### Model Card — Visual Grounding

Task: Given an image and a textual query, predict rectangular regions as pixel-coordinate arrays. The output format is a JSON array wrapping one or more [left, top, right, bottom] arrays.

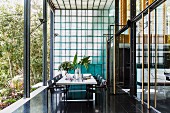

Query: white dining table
[[56, 74, 97, 102], [56, 74, 97, 85]]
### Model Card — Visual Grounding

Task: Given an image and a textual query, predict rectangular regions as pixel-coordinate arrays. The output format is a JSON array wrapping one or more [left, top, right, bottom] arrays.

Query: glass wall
[[136, 1, 170, 112], [0, 0, 24, 110], [0, 0, 50, 110], [108, 0, 170, 112], [54, 10, 111, 78], [154, 1, 170, 112]]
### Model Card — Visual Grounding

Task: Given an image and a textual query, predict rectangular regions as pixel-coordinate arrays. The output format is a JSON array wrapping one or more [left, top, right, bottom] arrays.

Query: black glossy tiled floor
[[13, 88, 160, 113], [49, 89, 159, 113]]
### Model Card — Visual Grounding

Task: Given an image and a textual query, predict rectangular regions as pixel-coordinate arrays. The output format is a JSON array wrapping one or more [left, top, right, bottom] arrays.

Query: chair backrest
[[47, 80, 55, 92], [94, 73, 98, 78], [99, 76, 103, 82], [96, 75, 101, 81], [59, 74, 62, 79], [53, 76, 59, 82], [48, 80, 53, 86], [100, 79, 107, 87]]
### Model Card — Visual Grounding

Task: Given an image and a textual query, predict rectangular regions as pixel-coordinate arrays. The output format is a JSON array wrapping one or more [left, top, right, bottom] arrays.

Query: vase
[[74, 68, 81, 80], [62, 70, 67, 76]]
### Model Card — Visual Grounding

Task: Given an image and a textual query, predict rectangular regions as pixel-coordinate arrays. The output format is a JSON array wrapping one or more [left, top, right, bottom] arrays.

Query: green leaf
[[72, 52, 78, 68], [78, 56, 91, 70]]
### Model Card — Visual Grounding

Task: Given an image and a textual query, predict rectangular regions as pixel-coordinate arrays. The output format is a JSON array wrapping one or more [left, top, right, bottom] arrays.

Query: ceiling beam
[[104, 0, 108, 9], [62, 0, 66, 9], [56, 0, 60, 9], [92, 0, 95, 9], [75, 0, 77, 9], [98, 0, 102, 9], [87, 0, 89, 9], [69, 0, 72, 9], [109, 0, 114, 9], [47, 0, 56, 11], [81, 0, 82, 9]]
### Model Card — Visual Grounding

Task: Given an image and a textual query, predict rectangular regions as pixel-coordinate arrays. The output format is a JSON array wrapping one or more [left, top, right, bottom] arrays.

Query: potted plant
[[71, 52, 90, 79], [58, 61, 74, 75], [72, 52, 91, 70], [78, 56, 91, 70], [58, 53, 91, 76]]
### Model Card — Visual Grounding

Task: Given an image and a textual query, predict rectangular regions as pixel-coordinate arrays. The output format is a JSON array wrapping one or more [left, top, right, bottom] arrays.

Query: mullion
[[81, 10, 82, 60], [59, 10, 62, 63], [76, 10, 78, 54], [102, 10, 104, 76], [85, 10, 87, 55], [69, 10, 71, 61], [87, 10, 89, 56], [92, 10, 94, 64], [65, 10, 66, 61], [97, 10, 99, 64]]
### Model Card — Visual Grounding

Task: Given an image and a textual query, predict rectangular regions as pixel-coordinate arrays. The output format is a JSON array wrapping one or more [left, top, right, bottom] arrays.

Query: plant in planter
[[58, 53, 91, 76], [72, 52, 91, 70], [78, 56, 91, 70], [58, 61, 74, 75]]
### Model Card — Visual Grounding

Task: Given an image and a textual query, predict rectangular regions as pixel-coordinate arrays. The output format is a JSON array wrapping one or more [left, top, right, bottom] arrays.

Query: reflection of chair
[[164, 72, 170, 81], [163, 72, 170, 97]]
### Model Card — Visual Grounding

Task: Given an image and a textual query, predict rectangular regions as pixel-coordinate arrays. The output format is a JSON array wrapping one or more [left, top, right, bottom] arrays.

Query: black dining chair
[[87, 78, 107, 111], [48, 79, 68, 103], [86, 77, 107, 98], [86, 74, 107, 102]]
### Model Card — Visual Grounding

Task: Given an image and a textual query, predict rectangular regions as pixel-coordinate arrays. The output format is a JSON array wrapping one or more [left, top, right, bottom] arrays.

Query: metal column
[[114, 0, 119, 94], [43, 0, 47, 86], [142, 13, 144, 105], [154, 8, 157, 108], [130, 0, 136, 96], [147, 9, 151, 109], [24, 0, 31, 98], [106, 35, 109, 83], [113, 26, 116, 94], [50, 10, 54, 80]]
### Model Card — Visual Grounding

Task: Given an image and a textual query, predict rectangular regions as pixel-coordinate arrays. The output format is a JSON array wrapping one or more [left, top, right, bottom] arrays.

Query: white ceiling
[[51, 0, 115, 10]]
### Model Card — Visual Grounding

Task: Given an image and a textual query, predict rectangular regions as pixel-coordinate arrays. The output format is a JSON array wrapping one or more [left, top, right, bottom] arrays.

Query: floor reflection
[[13, 88, 161, 113]]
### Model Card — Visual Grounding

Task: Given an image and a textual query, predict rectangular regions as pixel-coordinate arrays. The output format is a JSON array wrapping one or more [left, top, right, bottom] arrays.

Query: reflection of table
[[164, 72, 170, 81], [56, 74, 97, 85]]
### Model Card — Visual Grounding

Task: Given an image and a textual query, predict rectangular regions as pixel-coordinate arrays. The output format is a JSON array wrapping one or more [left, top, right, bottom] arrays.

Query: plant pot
[[62, 70, 68, 76], [74, 68, 81, 80]]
